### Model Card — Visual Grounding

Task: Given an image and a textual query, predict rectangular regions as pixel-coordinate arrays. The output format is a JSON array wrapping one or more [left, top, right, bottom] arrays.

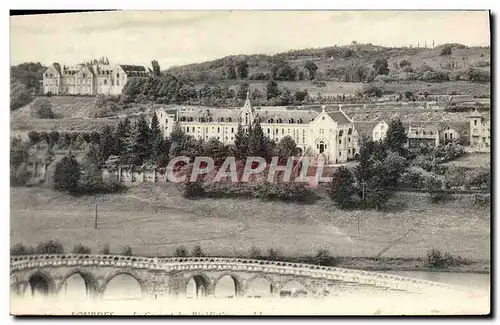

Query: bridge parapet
[[10, 254, 465, 295]]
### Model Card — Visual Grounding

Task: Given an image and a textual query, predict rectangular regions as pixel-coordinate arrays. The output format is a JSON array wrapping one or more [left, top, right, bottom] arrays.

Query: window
[[217, 127, 220, 133], [198, 127, 200, 133], [117, 80, 120, 86], [104, 79, 107, 85], [348, 149, 351, 155], [282, 129, 284, 135], [450, 133, 453, 139], [339, 139, 342, 144], [267, 128, 270, 134], [348, 137, 351, 142], [339, 151, 341, 157], [415, 131, 419, 135], [474, 120, 477, 126], [231, 127, 234, 133], [117, 73, 120, 78]]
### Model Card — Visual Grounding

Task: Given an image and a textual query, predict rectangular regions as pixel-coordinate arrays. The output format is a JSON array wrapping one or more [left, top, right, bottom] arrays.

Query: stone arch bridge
[[11, 254, 464, 300]]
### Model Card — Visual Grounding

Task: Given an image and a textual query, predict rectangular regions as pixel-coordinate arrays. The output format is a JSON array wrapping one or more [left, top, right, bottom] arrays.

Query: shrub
[[32, 98, 55, 119], [179, 181, 205, 198], [175, 246, 188, 257], [267, 248, 280, 261], [473, 194, 490, 207], [12, 163, 29, 186], [36, 239, 65, 254], [328, 166, 356, 208], [191, 244, 205, 257], [53, 155, 81, 193], [315, 249, 336, 266], [120, 245, 133, 256], [249, 246, 262, 259], [252, 181, 315, 203], [10, 243, 35, 256], [100, 244, 111, 255], [425, 248, 471, 268], [424, 175, 450, 202], [72, 244, 92, 254]]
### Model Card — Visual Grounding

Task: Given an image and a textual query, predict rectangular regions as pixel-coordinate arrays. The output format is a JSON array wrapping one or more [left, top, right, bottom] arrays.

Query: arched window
[[289, 118, 295, 123], [339, 139, 342, 144], [227, 117, 232, 122], [268, 118, 274, 123]]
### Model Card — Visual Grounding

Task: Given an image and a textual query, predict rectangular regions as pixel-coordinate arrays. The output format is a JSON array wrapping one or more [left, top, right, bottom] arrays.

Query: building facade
[[42, 63, 148, 96], [155, 93, 359, 164], [469, 110, 491, 152]]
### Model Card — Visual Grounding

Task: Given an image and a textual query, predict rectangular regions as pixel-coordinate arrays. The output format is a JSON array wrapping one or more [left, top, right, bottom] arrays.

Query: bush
[[54, 155, 81, 193], [175, 246, 188, 257], [179, 181, 205, 198], [425, 248, 471, 268], [424, 175, 450, 202], [473, 194, 490, 207], [121, 245, 133, 256], [315, 249, 336, 266], [12, 163, 29, 186], [72, 244, 92, 254], [267, 248, 280, 261], [100, 244, 111, 255], [249, 246, 262, 259], [191, 244, 205, 257], [36, 239, 65, 254], [11, 243, 35, 256], [252, 182, 315, 203], [32, 98, 55, 119]]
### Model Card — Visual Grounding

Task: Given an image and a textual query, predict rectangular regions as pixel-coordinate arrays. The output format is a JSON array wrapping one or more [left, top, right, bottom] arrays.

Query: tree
[[266, 80, 280, 100], [32, 98, 55, 119], [440, 46, 452, 56], [28, 131, 40, 145], [237, 83, 250, 100], [174, 246, 188, 257], [225, 64, 237, 80], [248, 120, 267, 157], [78, 145, 104, 193], [233, 124, 249, 159], [121, 245, 133, 256], [150, 112, 164, 161], [113, 118, 131, 157], [127, 116, 152, 165], [73, 244, 92, 254], [10, 81, 33, 111], [373, 58, 390, 75], [328, 166, 356, 208], [191, 244, 205, 257], [151, 59, 161, 77], [236, 60, 249, 79], [54, 155, 81, 193], [384, 119, 408, 157], [276, 136, 297, 163], [36, 240, 65, 254], [304, 60, 318, 80], [99, 125, 115, 165]]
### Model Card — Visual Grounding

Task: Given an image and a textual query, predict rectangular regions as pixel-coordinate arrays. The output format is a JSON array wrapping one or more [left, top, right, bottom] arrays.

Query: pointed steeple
[[242, 89, 253, 112]]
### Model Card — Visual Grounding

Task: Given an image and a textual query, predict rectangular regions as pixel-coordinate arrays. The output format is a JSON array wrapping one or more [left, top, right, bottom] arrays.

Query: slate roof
[[327, 111, 352, 125]]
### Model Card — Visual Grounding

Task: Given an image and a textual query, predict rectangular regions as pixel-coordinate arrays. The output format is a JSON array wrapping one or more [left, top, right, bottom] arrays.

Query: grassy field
[[10, 185, 490, 262], [442, 153, 491, 168]]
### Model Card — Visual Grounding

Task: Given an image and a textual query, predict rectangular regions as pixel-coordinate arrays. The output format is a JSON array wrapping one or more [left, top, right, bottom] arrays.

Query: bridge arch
[[185, 272, 211, 298], [246, 274, 277, 297], [213, 272, 244, 298], [27, 270, 56, 297], [276, 278, 314, 297], [101, 270, 146, 299], [56, 269, 99, 299]]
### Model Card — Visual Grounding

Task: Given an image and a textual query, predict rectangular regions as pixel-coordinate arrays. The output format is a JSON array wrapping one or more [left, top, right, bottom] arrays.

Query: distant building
[[42, 62, 149, 96], [407, 125, 440, 148], [469, 110, 490, 152], [155, 93, 360, 164]]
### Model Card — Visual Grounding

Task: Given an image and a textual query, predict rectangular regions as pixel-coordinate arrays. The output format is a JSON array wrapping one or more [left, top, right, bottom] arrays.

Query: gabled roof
[[119, 65, 147, 76], [353, 121, 379, 137], [327, 110, 352, 125]]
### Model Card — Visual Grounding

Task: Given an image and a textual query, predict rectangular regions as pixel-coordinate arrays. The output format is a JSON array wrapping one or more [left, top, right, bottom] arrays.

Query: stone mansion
[[155, 92, 491, 164], [43, 62, 148, 96], [156, 92, 360, 164]]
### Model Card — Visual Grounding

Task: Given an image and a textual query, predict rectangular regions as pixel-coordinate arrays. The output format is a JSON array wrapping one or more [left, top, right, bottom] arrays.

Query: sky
[[10, 10, 491, 68]]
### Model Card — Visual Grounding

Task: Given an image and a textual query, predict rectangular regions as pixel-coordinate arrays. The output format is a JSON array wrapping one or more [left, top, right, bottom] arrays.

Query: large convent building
[[43, 62, 148, 95], [156, 92, 360, 164]]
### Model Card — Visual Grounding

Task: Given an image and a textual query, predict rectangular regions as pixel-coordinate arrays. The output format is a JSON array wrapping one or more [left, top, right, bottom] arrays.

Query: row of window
[[178, 116, 313, 124]]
